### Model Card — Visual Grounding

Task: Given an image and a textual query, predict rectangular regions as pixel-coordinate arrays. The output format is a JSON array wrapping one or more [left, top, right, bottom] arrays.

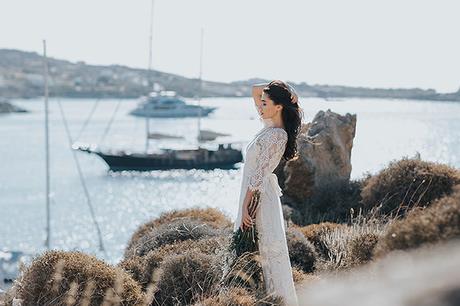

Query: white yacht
[[129, 90, 217, 118]]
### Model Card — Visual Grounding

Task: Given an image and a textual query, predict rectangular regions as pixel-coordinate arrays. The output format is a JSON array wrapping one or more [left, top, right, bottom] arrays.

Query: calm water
[[1, 97, 459, 264]]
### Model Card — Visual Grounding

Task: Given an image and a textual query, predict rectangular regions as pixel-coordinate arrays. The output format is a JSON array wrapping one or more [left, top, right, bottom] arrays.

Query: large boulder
[[281, 109, 357, 204]]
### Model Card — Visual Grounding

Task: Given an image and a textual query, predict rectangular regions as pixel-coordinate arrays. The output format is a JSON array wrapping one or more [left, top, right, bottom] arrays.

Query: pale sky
[[1, 0, 459, 93]]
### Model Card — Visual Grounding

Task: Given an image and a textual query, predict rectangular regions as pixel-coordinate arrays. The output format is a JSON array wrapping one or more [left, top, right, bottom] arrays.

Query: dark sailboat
[[73, 7, 243, 171], [73, 142, 242, 171]]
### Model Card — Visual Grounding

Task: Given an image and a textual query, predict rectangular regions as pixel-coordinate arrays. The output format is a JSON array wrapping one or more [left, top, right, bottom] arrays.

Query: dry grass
[[297, 238, 460, 306], [125, 207, 232, 256], [313, 209, 388, 273], [299, 222, 348, 258], [149, 249, 224, 306], [361, 157, 460, 218], [373, 184, 460, 258], [291, 266, 306, 284], [14, 250, 146, 306], [119, 236, 228, 290], [0, 284, 17, 306], [6, 162, 460, 305], [125, 217, 221, 259], [222, 251, 265, 293], [192, 287, 257, 306], [286, 226, 318, 273]]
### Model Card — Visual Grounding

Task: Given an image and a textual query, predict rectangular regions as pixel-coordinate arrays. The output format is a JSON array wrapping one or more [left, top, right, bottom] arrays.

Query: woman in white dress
[[233, 80, 303, 306]]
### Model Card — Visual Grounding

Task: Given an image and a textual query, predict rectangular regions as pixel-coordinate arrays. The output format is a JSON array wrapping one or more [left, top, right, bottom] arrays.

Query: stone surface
[[281, 109, 357, 203]]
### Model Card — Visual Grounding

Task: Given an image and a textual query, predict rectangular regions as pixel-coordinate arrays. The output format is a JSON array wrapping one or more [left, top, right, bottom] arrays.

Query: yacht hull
[[75, 144, 243, 171], [129, 107, 216, 118]]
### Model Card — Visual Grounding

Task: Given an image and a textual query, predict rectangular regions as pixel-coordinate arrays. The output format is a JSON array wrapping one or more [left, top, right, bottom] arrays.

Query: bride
[[233, 80, 303, 306]]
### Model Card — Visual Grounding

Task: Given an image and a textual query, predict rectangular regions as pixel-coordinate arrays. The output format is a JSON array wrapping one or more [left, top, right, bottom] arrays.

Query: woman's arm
[[240, 187, 256, 230], [252, 83, 269, 111]]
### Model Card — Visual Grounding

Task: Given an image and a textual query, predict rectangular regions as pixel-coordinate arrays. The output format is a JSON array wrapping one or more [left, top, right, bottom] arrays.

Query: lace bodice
[[245, 123, 288, 194]]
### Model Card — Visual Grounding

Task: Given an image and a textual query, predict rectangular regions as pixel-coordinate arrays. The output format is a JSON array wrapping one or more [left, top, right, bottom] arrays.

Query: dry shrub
[[374, 184, 460, 258], [125, 217, 220, 258], [126, 207, 232, 255], [361, 157, 460, 218], [15, 250, 145, 306], [314, 213, 386, 273], [193, 287, 256, 306], [119, 236, 228, 290], [290, 179, 364, 225], [291, 266, 307, 283], [299, 222, 347, 258], [223, 252, 264, 293], [221, 252, 285, 305], [346, 232, 380, 265], [253, 293, 284, 306], [150, 249, 223, 306], [286, 227, 318, 273], [0, 285, 16, 306], [297, 272, 321, 285]]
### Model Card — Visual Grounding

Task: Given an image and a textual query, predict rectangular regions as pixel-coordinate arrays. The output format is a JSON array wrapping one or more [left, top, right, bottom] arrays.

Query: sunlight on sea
[[1, 96, 459, 263]]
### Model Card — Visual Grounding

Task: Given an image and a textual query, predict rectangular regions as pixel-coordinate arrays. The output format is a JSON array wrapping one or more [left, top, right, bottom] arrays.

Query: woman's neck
[[262, 117, 284, 129]]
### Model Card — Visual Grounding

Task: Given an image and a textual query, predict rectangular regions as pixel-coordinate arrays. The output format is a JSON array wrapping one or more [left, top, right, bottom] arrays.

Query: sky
[[1, 0, 459, 93]]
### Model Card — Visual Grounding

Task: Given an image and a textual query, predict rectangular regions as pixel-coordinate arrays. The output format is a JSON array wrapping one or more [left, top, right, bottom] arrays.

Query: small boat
[[73, 142, 242, 171], [0, 98, 28, 114], [73, 10, 242, 172], [148, 132, 184, 140], [129, 91, 217, 118], [198, 129, 231, 141]]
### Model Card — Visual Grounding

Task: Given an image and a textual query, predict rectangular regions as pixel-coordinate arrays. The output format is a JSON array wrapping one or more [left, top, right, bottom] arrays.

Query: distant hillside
[[1, 49, 459, 101]]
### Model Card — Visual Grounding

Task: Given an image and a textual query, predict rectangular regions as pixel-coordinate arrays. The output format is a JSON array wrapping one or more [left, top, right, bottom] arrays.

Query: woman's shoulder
[[269, 127, 288, 139], [258, 127, 287, 144]]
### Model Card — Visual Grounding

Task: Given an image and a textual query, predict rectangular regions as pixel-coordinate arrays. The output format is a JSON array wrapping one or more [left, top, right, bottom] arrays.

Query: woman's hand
[[240, 205, 254, 231], [252, 83, 269, 111]]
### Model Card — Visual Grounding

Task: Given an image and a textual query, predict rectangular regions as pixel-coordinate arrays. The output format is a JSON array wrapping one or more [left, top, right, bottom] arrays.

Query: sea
[[1, 96, 459, 265]]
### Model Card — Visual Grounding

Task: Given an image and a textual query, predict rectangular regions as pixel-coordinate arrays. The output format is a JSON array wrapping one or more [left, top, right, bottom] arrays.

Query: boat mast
[[43, 40, 51, 249], [145, 0, 155, 152], [197, 28, 204, 144]]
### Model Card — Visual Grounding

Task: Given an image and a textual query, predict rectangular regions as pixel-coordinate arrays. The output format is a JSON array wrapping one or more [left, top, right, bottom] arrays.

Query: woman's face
[[259, 92, 282, 119]]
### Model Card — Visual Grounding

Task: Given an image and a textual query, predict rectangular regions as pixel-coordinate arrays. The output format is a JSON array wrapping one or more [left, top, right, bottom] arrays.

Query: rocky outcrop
[[279, 109, 357, 203]]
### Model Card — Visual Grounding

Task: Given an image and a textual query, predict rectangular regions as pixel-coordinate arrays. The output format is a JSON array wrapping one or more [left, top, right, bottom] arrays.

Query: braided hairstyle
[[262, 80, 303, 160]]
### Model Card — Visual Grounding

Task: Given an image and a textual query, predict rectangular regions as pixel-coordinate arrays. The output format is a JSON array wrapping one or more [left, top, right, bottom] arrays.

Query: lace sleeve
[[247, 128, 288, 193]]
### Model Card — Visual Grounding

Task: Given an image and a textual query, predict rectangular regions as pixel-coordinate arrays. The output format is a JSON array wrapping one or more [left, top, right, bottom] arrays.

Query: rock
[[282, 109, 357, 203]]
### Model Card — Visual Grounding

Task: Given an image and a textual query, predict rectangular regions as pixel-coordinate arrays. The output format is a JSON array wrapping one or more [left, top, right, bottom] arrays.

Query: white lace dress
[[233, 118, 299, 306]]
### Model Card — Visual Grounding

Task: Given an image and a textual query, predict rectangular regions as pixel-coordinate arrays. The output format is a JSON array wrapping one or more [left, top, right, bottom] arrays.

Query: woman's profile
[[233, 80, 303, 306]]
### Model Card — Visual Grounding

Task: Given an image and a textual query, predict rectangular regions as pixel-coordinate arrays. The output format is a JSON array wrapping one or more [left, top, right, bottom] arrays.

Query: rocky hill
[[1, 49, 459, 101]]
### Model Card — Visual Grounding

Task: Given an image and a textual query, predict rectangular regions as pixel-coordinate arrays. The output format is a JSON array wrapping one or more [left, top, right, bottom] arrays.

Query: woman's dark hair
[[263, 80, 303, 160]]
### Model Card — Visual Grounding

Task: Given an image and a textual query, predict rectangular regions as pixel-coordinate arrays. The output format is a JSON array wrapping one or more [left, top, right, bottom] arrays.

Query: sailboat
[[73, 2, 242, 171]]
